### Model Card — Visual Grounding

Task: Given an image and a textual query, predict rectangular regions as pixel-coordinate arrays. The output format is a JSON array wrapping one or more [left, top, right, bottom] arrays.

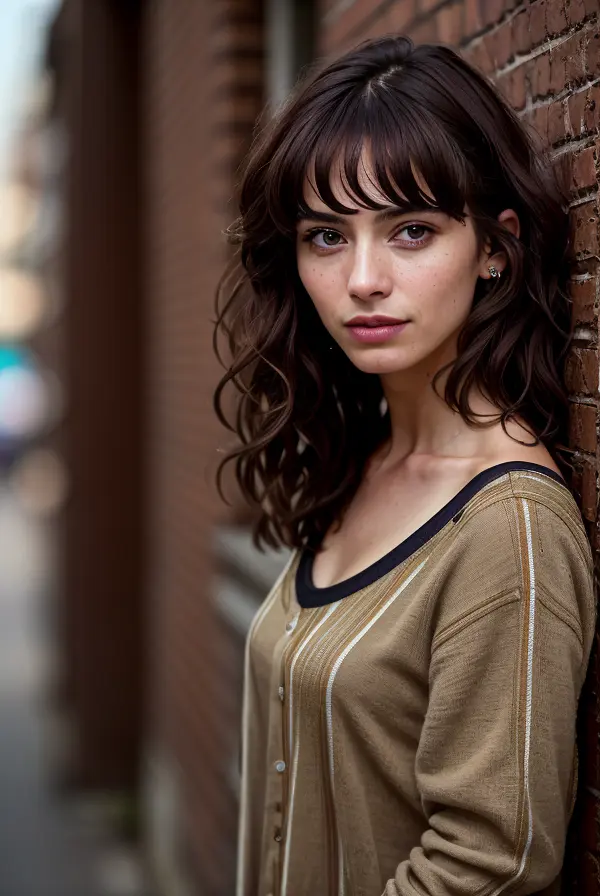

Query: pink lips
[[345, 316, 409, 344]]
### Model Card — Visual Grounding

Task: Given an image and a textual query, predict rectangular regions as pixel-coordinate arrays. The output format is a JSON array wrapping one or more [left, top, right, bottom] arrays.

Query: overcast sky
[[0, 0, 58, 181]]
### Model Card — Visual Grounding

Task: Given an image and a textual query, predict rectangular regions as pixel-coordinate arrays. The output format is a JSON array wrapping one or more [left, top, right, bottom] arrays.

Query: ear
[[479, 209, 520, 279]]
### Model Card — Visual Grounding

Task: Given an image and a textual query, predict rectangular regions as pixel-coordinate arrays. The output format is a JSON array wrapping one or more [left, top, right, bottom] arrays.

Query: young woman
[[213, 35, 596, 896]]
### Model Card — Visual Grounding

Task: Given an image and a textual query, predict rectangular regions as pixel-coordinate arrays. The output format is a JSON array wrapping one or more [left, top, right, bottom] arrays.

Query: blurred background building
[[1, 0, 599, 894]]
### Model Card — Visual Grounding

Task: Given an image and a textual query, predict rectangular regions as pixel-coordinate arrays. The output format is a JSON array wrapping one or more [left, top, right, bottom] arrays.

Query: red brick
[[529, 104, 550, 145], [565, 348, 599, 394], [585, 30, 600, 79], [512, 9, 532, 55], [546, 0, 569, 34], [437, 4, 464, 46], [572, 147, 597, 191], [532, 51, 551, 98], [509, 64, 527, 110], [585, 85, 600, 133], [497, 65, 527, 111], [497, 19, 516, 66], [570, 279, 596, 324], [569, 402, 597, 454], [562, 33, 586, 84], [529, 0, 548, 45], [346, 6, 396, 44], [570, 459, 597, 522], [386, 0, 419, 32], [565, 0, 587, 25], [464, 0, 483, 34], [549, 46, 566, 93], [466, 39, 495, 76], [409, 17, 439, 44], [478, 0, 506, 29], [565, 84, 600, 137], [483, 24, 512, 71], [567, 88, 590, 136], [548, 99, 566, 144], [581, 458, 598, 520], [571, 203, 600, 257], [560, 149, 574, 185]]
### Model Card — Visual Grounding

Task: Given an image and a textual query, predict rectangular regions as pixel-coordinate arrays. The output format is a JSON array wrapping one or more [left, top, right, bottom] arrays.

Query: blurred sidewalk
[[0, 481, 151, 896]]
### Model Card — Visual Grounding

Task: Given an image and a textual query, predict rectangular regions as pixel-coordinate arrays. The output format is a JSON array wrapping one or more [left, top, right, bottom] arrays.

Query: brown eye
[[405, 225, 427, 240], [394, 224, 434, 246], [301, 228, 345, 249], [313, 229, 342, 248]]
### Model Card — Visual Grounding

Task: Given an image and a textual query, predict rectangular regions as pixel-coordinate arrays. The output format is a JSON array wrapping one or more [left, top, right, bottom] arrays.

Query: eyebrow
[[296, 204, 441, 225]]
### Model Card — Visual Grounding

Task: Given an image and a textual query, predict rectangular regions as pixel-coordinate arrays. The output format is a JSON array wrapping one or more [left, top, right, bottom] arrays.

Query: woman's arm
[[384, 499, 595, 896]]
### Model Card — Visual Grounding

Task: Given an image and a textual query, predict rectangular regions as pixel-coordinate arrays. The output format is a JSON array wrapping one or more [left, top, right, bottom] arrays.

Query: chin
[[344, 348, 416, 376]]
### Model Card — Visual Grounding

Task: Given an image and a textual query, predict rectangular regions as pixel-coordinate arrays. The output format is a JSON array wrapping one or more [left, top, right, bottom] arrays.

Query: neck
[[377, 346, 503, 466]]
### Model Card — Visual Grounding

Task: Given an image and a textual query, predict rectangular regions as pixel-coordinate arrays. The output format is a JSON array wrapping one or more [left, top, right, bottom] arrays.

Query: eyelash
[[300, 223, 435, 251]]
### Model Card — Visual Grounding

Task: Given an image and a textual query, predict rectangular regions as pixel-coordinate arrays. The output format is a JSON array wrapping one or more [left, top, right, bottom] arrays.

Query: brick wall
[[320, 1, 600, 892], [143, 1, 264, 893]]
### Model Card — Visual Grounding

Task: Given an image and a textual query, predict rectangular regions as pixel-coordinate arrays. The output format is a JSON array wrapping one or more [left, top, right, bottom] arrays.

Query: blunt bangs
[[267, 75, 483, 235]]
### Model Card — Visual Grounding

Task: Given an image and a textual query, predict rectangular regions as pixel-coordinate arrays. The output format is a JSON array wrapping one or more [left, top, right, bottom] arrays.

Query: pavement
[[0, 483, 152, 896]]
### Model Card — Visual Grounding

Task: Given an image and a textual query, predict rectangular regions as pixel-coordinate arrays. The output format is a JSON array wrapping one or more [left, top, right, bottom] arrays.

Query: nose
[[346, 241, 393, 302]]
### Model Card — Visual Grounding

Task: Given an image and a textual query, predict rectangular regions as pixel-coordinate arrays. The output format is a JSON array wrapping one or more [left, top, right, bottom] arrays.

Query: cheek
[[405, 244, 479, 322], [296, 255, 338, 319]]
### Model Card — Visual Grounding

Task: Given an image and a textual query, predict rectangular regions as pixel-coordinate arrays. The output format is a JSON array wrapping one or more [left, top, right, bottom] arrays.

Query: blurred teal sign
[[0, 344, 47, 440]]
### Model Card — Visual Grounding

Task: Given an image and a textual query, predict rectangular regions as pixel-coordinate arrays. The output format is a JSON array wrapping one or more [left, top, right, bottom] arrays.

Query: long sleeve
[[384, 496, 595, 896]]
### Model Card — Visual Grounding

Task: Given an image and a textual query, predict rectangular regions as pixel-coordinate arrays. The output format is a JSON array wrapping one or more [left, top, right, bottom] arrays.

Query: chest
[[311, 467, 474, 589], [252, 580, 432, 748]]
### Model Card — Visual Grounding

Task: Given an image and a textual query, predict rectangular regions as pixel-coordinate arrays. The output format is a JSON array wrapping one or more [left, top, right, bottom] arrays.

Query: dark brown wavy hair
[[213, 34, 574, 551]]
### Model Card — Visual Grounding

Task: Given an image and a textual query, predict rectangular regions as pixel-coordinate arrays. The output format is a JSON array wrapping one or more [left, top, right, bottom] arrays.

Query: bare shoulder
[[475, 416, 564, 479]]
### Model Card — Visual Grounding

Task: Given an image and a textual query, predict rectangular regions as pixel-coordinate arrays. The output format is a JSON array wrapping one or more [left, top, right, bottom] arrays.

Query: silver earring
[[488, 265, 501, 279]]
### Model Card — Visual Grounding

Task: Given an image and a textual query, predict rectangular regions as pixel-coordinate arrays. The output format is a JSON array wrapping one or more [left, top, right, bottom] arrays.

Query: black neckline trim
[[295, 462, 567, 608]]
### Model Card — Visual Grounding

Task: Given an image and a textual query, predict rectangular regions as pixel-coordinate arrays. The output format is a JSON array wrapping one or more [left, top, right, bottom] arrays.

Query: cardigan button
[[274, 760, 286, 773], [278, 686, 285, 702], [285, 613, 299, 634]]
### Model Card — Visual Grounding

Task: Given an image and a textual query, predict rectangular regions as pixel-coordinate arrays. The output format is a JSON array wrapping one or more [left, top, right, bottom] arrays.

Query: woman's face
[[295, 153, 516, 379]]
